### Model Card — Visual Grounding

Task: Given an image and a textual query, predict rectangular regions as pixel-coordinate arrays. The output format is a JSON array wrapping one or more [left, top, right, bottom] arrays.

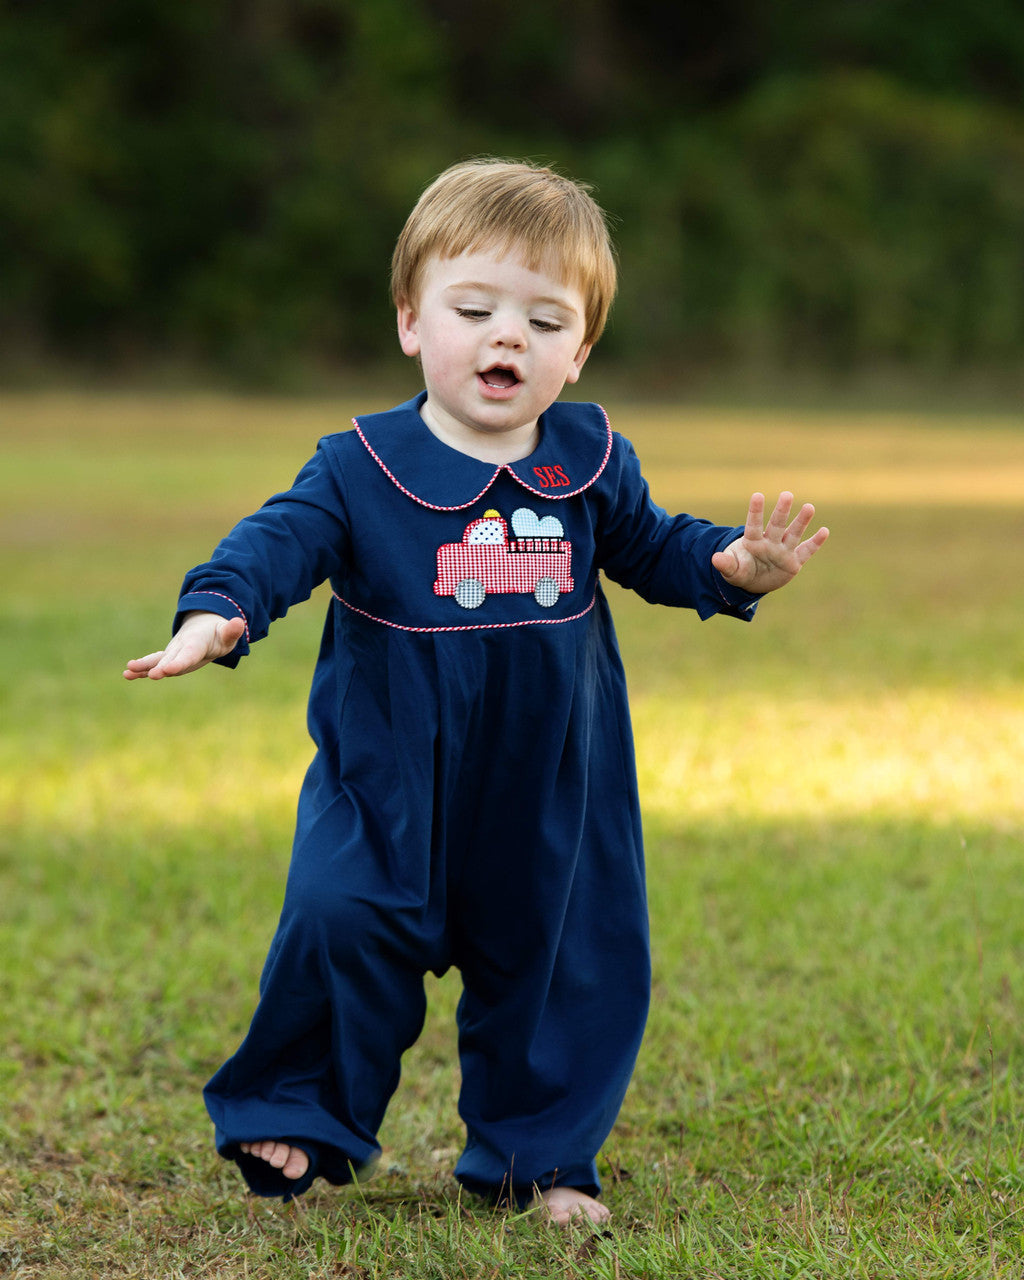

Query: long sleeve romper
[[184, 395, 759, 1203]]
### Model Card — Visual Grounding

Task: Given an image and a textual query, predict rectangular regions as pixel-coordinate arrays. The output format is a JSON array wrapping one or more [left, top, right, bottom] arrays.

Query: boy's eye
[[453, 306, 564, 333]]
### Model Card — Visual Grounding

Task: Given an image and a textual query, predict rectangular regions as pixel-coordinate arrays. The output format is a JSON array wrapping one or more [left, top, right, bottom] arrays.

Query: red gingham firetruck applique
[[434, 508, 573, 609]]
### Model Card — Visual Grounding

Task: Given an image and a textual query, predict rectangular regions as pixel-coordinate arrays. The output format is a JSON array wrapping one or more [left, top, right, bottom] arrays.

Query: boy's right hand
[[123, 611, 246, 681]]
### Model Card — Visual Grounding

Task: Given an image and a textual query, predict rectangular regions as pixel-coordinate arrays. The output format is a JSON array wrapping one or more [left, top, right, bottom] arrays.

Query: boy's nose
[[491, 315, 527, 349]]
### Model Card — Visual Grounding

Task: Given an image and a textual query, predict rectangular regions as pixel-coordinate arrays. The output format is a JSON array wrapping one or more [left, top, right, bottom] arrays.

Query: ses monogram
[[532, 465, 570, 489]]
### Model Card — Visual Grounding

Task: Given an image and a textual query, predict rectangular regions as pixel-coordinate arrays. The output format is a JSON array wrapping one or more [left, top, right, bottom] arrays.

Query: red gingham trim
[[332, 590, 597, 633], [187, 591, 251, 642], [353, 404, 614, 507], [355, 423, 502, 511]]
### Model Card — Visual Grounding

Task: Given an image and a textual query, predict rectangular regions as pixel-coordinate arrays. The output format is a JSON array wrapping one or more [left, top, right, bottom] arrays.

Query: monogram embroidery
[[532, 465, 571, 488]]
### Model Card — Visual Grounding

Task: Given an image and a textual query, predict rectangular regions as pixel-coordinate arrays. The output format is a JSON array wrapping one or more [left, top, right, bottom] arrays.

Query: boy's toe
[[282, 1146, 311, 1179], [237, 1139, 311, 1181], [266, 1142, 292, 1168]]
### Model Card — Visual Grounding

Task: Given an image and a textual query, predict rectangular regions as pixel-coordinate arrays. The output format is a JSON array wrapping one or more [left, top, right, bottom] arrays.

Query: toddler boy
[[125, 159, 827, 1224]]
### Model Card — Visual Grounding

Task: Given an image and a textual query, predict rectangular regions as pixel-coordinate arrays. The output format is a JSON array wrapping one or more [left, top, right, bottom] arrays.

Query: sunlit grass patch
[[633, 686, 1024, 825]]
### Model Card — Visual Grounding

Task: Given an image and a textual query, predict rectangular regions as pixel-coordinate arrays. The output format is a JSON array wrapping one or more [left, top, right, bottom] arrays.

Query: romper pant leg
[[446, 641, 651, 1206], [451, 825, 650, 1204], [204, 795, 444, 1199]]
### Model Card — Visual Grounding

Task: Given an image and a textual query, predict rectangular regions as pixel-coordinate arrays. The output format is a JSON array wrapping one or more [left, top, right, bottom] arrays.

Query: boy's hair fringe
[[391, 158, 617, 347]]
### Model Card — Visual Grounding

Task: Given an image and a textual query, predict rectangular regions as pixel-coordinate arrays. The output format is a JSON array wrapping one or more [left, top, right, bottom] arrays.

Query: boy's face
[[397, 246, 591, 457]]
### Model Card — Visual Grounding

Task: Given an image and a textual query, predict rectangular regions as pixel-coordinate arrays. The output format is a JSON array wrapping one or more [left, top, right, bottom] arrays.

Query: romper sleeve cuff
[[711, 570, 761, 618], [173, 591, 251, 668], [708, 526, 761, 620]]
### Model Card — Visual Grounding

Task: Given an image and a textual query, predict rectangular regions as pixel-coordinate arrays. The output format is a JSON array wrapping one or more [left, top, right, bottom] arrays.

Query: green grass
[[2, 391, 1023, 1277]]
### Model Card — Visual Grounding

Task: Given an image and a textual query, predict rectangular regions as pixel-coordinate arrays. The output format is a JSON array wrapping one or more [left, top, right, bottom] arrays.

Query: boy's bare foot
[[238, 1140, 310, 1180], [536, 1185, 611, 1226]]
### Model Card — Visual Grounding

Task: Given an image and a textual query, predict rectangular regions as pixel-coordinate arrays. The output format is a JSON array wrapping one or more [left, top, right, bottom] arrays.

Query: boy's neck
[[417, 399, 541, 465]]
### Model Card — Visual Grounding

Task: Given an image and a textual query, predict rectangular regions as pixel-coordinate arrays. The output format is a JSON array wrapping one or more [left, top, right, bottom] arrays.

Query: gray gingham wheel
[[455, 578, 486, 609], [534, 577, 559, 607]]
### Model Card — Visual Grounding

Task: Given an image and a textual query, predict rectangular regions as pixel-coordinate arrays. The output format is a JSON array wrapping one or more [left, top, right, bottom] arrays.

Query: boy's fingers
[[123, 614, 244, 683], [744, 492, 766, 540], [795, 526, 830, 563], [782, 501, 816, 544], [765, 491, 795, 537], [123, 652, 166, 680], [131, 638, 199, 679], [126, 652, 165, 668]]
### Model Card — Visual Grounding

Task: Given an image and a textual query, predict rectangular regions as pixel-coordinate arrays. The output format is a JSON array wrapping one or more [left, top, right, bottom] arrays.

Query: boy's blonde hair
[[391, 158, 617, 347]]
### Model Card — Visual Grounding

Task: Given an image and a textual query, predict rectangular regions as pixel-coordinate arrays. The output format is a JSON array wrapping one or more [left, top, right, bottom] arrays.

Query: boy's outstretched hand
[[123, 611, 245, 681], [711, 492, 829, 595]]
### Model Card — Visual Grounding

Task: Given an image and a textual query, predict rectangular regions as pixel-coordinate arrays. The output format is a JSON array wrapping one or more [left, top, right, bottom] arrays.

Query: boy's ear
[[565, 341, 592, 385], [397, 305, 420, 358]]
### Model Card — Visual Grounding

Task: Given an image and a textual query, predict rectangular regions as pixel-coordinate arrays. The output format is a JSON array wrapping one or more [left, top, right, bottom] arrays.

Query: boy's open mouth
[[480, 366, 521, 389]]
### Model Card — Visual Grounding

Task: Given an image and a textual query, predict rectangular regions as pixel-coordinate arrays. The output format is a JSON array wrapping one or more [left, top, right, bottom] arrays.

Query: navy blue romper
[[183, 395, 758, 1203]]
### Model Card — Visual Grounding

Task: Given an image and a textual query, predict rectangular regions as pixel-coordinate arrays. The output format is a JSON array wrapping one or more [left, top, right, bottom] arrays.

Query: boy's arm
[[711, 491, 829, 594], [123, 437, 351, 679], [123, 611, 247, 681], [176, 441, 350, 667], [596, 438, 826, 617]]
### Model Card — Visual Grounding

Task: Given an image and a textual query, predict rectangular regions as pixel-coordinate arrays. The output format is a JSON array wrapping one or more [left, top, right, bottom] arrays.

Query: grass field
[[2, 390, 1023, 1278]]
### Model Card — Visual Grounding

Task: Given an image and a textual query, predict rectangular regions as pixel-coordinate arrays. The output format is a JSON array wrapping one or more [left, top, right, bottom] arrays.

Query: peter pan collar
[[353, 392, 612, 511]]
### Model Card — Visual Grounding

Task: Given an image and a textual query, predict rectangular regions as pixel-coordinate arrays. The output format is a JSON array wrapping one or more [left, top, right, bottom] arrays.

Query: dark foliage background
[[3, 0, 1023, 384]]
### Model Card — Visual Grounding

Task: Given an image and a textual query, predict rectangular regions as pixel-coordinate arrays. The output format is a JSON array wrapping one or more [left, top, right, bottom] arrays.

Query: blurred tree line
[[2, 0, 1023, 384]]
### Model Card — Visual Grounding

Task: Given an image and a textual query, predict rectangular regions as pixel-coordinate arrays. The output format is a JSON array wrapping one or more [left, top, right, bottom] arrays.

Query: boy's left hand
[[712, 492, 829, 595]]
